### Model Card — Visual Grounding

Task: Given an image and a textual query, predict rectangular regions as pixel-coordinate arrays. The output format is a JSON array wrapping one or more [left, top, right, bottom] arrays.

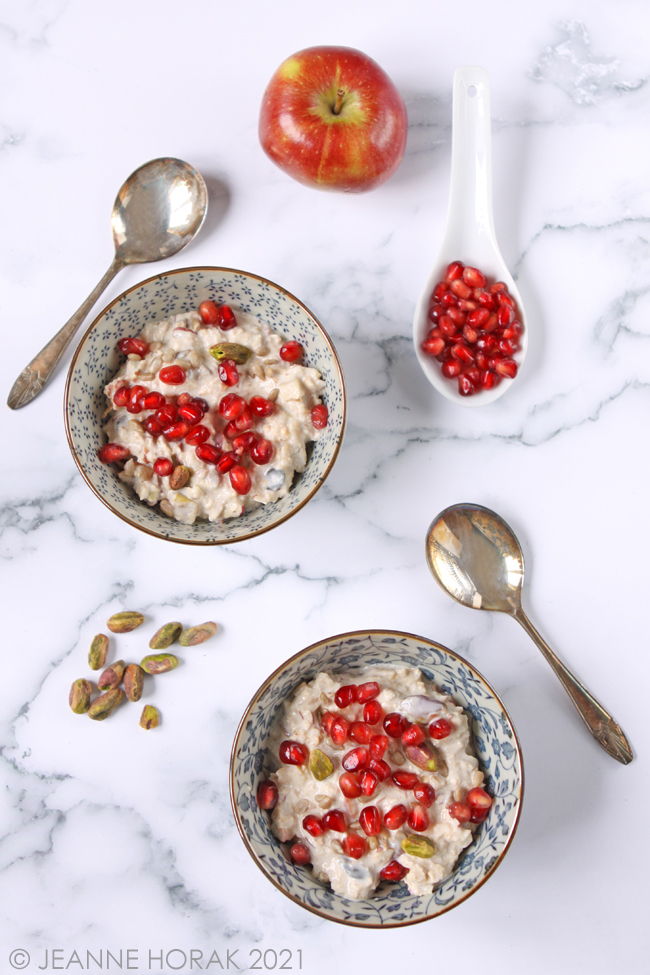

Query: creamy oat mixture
[[102, 308, 326, 523], [268, 667, 486, 900]]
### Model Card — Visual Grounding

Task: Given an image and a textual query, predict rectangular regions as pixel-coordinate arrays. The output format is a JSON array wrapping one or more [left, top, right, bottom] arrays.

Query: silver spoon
[[7, 157, 208, 410], [426, 503, 633, 765]]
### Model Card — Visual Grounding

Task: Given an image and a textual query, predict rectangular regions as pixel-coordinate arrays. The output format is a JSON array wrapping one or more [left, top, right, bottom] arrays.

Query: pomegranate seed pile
[[421, 261, 523, 396], [263, 670, 492, 898]]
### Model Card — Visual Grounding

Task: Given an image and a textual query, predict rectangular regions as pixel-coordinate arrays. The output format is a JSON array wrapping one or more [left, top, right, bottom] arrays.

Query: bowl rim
[[229, 627, 525, 928], [64, 265, 347, 545]]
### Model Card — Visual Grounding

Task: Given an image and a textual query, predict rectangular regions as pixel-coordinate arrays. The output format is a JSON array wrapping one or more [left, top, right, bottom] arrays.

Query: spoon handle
[[7, 255, 124, 409], [515, 609, 633, 765]]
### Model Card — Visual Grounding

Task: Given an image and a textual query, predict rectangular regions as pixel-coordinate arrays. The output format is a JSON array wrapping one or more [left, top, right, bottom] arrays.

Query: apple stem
[[333, 89, 345, 115]]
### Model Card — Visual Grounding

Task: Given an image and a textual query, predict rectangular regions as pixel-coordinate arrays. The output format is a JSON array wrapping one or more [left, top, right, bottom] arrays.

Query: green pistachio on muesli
[[401, 835, 436, 858], [98, 660, 125, 691], [178, 622, 217, 646], [149, 622, 183, 650], [88, 634, 109, 671], [69, 679, 92, 714], [140, 653, 179, 675], [209, 342, 252, 365], [140, 705, 159, 729], [107, 611, 144, 633], [309, 749, 334, 781], [403, 741, 440, 773], [88, 688, 124, 721], [123, 664, 145, 702]]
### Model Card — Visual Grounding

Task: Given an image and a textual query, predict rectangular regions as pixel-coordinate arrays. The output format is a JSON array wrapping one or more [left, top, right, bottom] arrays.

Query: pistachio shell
[[209, 342, 251, 364], [169, 465, 191, 490], [149, 622, 183, 650], [140, 705, 159, 729], [98, 660, 125, 691], [69, 679, 92, 714], [401, 835, 436, 858], [123, 664, 145, 702], [140, 653, 179, 675], [178, 622, 217, 646], [404, 741, 439, 772], [88, 688, 124, 721], [309, 749, 334, 781], [107, 611, 144, 633], [88, 634, 109, 670]]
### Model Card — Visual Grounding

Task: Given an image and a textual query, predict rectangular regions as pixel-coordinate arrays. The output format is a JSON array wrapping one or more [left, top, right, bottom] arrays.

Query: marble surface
[[0, 1, 648, 972]]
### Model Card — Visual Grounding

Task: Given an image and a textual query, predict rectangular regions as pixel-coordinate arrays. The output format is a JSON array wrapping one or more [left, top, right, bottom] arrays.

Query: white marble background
[[0, 0, 648, 972]]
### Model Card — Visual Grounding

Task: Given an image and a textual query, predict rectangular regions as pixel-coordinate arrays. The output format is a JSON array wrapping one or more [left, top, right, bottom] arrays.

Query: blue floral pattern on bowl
[[65, 267, 346, 544], [230, 630, 523, 928]]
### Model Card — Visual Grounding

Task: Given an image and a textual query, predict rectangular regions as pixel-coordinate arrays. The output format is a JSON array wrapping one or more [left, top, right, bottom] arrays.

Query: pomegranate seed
[[290, 843, 310, 865], [478, 291, 497, 310], [502, 321, 523, 341], [497, 303, 514, 326], [459, 299, 478, 312], [335, 685, 358, 708], [218, 393, 246, 420], [359, 769, 379, 796], [481, 370, 499, 390], [177, 392, 192, 406], [144, 417, 163, 438], [341, 747, 369, 772], [193, 397, 209, 414], [279, 341, 303, 362], [441, 359, 462, 379], [198, 300, 219, 325], [118, 336, 150, 357], [113, 385, 130, 407], [451, 343, 474, 365], [445, 261, 464, 281], [322, 810, 346, 832], [279, 740, 308, 766], [408, 804, 430, 832], [458, 374, 477, 396], [402, 725, 425, 746], [185, 425, 211, 446], [349, 721, 372, 744], [369, 734, 389, 759], [475, 353, 489, 371], [427, 303, 443, 322], [159, 365, 186, 385], [449, 801, 472, 823], [155, 404, 177, 426], [477, 334, 497, 352], [249, 395, 276, 417], [224, 420, 239, 440], [467, 307, 490, 327], [462, 325, 479, 344], [218, 304, 237, 330], [257, 780, 278, 810], [384, 805, 408, 830], [356, 681, 380, 703], [466, 787, 493, 810], [195, 444, 222, 465], [234, 404, 254, 431], [392, 770, 419, 790], [141, 391, 165, 410], [251, 439, 274, 465], [433, 281, 448, 300], [177, 403, 203, 425], [380, 860, 409, 882], [499, 339, 517, 356], [470, 807, 489, 824], [216, 453, 236, 474], [232, 432, 258, 453], [490, 281, 507, 293], [429, 718, 452, 739], [330, 716, 349, 745], [163, 421, 191, 441], [218, 359, 239, 386], [413, 783, 436, 807], [450, 278, 472, 299], [98, 443, 130, 463], [447, 306, 466, 326], [464, 367, 482, 385], [339, 771, 362, 798], [363, 700, 383, 725], [421, 332, 445, 357], [311, 404, 328, 429], [302, 814, 325, 837], [439, 315, 457, 338], [483, 313, 499, 333], [369, 758, 391, 781], [440, 290, 457, 307], [359, 806, 382, 836], [321, 711, 335, 735], [153, 458, 174, 477], [383, 712, 408, 739], [462, 266, 486, 288], [127, 385, 147, 414], [229, 465, 251, 495], [341, 833, 367, 859], [495, 358, 518, 379]]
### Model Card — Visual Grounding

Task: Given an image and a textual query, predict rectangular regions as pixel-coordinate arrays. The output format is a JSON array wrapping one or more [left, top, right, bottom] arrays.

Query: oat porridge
[[258, 667, 492, 899], [98, 300, 328, 524]]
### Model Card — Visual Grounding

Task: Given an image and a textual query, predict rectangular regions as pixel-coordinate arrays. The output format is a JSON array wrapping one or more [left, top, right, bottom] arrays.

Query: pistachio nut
[[209, 342, 251, 365], [401, 835, 435, 858], [106, 611, 144, 633], [404, 741, 439, 773], [123, 664, 145, 702], [169, 465, 191, 490], [88, 688, 124, 721], [69, 678, 92, 714], [97, 660, 125, 691], [140, 653, 179, 675], [140, 705, 159, 729], [88, 634, 109, 671], [309, 749, 334, 781], [149, 622, 183, 650], [178, 622, 217, 646]]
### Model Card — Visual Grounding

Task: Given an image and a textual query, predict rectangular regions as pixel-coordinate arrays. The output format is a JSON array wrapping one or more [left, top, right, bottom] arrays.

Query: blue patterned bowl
[[64, 267, 345, 544], [231, 629, 523, 928]]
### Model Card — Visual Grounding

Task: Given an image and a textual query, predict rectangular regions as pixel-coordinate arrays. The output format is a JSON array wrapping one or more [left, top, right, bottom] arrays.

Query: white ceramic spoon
[[413, 66, 528, 406]]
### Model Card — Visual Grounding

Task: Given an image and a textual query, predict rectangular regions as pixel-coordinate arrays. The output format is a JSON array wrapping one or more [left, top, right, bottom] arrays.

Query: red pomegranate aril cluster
[[449, 787, 493, 824], [422, 260, 522, 396], [197, 300, 238, 330]]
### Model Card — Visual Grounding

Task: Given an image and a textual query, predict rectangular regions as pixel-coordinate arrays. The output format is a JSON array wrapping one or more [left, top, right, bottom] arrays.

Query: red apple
[[259, 46, 408, 193]]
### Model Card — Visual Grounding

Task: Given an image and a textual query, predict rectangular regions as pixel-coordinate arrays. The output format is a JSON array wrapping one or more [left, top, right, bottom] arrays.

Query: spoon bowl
[[8, 157, 207, 409], [426, 503, 633, 764], [413, 67, 528, 406]]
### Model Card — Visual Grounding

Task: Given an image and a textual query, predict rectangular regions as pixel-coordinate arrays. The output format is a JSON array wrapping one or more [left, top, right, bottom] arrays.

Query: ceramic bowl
[[230, 629, 524, 928], [65, 267, 346, 544]]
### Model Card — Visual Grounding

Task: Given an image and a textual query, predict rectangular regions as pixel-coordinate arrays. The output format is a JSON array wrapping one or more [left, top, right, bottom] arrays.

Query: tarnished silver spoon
[[426, 503, 633, 764], [7, 157, 208, 409]]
